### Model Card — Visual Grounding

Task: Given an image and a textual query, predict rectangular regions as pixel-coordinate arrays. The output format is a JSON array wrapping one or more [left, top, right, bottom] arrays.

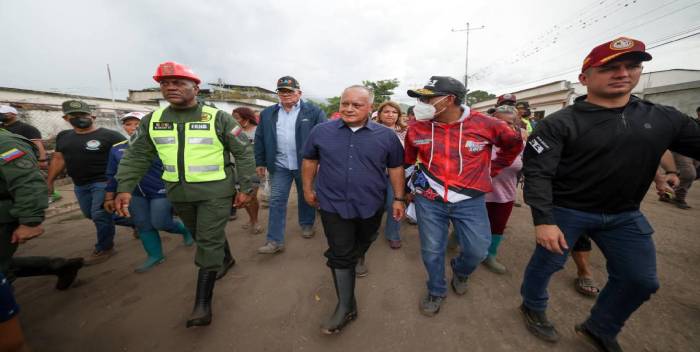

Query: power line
[[474, 0, 644, 75], [487, 29, 700, 93], [473, 0, 699, 85], [473, 0, 696, 80]]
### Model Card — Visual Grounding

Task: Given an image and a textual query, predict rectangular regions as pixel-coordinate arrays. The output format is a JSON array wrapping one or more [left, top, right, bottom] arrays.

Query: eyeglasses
[[277, 89, 296, 96]]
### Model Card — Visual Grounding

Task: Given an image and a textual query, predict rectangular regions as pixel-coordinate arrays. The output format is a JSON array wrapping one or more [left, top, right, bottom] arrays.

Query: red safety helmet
[[153, 61, 201, 84]]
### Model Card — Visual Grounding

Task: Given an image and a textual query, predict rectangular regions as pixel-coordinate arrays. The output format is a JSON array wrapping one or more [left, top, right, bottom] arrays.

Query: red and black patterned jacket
[[404, 106, 523, 203]]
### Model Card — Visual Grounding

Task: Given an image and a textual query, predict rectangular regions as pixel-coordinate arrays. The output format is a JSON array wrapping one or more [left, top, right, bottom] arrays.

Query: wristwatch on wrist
[[394, 197, 406, 202], [665, 170, 679, 175]]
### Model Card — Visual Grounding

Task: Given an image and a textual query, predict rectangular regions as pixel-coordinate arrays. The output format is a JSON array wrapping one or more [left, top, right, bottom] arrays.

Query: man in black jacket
[[519, 37, 700, 351]]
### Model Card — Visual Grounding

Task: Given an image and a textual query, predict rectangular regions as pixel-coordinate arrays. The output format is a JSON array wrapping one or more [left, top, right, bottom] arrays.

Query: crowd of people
[[1, 36, 700, 352]]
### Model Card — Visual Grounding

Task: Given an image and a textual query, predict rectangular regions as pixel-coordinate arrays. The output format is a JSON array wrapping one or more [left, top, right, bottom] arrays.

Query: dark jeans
[[521, 206, 660, 339], [319, 209, 383, 269], [74, 181, 132, 251], [0, 272, 18, 322]]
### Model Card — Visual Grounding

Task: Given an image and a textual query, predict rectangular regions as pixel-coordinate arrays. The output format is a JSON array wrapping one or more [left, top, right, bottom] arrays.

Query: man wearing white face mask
[[405, 76, 523, 316]]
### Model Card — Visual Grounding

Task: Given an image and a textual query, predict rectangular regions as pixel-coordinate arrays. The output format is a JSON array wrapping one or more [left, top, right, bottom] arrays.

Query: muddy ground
[[12, 186, 700, 352]]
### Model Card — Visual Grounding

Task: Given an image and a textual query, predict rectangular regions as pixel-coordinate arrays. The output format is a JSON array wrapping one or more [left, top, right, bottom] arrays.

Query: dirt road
[[13, 187, 700, 351]]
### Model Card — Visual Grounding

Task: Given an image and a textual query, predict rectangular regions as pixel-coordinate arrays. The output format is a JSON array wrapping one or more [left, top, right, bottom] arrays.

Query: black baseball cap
[[515, 101, 530, 109], [407, 76, 466, 98], [277, 76, 300, 90]]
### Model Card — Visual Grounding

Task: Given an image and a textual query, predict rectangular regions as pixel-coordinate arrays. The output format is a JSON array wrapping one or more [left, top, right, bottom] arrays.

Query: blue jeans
[[520, 206, 659, 339], [266, 168, 316, 245], [74, 182, 132, 251], [383, 179, 401, 241], [129, 195, 179, 233], [415, 194, 491, 297]]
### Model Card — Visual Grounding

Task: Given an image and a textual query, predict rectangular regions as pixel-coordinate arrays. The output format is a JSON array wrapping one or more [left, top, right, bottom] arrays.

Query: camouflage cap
[[62, 100, 92, 115]]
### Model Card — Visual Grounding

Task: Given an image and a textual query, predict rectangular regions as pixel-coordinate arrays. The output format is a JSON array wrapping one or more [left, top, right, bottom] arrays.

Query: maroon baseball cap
[[496, 93, 517, 106], [581, 37, 652, 73]]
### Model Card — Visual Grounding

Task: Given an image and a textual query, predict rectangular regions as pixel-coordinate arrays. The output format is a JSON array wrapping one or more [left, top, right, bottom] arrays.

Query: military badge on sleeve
[[0, 148, 26, 164], [528, 136, 551, 154]]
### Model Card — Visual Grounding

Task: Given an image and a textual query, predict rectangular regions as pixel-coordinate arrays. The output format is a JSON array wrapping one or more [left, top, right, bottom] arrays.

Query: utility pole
[[451, 22, 485, 92], [106, 64, 119, 128]]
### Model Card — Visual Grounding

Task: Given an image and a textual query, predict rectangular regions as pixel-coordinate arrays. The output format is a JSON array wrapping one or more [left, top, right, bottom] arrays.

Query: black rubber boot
[[321, 267, 357, 334], [216, 241, 236, 280], [9, 256, 84, 290], [186, 269, 217, 328]]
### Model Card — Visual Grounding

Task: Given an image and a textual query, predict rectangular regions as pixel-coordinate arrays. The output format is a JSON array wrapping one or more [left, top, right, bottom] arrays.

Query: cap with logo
[[62, 100, 92, 115], [496, 93, 517, 106], [0, 105, 18, 115], [581, 37, 652, 73], [277, 76, 300, 91], [153, 61, 201, 84], [515, 101, 530, 109], [407, 76, 466, 99], [120, 111, 146, 122]]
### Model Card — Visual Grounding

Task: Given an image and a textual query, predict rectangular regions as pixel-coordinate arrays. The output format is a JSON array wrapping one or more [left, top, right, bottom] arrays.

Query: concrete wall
[[127, 90, 161, 103], [644, 86, 700, 117], [0, 88, 157, 140], [10, 109, 129, 142], [472, 80, 570, 113]]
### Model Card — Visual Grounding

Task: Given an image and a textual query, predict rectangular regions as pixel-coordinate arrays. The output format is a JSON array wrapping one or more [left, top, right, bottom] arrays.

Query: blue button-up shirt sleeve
[[386, 133, 404, 169]]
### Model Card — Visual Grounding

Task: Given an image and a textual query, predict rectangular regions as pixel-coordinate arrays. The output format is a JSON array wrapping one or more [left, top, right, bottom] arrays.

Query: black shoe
[[216, 241, 236, 280], [186, 269, 217, 328], [321, 268, 357, 334], [520, 304, 559, 342], [55, 258, 84, 290], [575, 323, 623, 352], [670, 199, 691, 209], [9, 256, 84, 290]]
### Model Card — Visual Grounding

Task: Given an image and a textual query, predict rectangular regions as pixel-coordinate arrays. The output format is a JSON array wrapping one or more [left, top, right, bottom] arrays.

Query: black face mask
[[69, 116, 94, 129], [0, 113, 8, 123], [522, 110, 531, 117]]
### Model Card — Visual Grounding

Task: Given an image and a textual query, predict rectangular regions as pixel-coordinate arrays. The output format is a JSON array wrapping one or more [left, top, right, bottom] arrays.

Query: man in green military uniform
[[0, 128, 83, 290], [114, 61, 255, 328]]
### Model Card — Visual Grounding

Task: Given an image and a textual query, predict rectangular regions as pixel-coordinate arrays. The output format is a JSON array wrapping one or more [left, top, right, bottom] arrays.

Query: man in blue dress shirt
[[302, 85, 406, 335], [255, 76, 327, 254]]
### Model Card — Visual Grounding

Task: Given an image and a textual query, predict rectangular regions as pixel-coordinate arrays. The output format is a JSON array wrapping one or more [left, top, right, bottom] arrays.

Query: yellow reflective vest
[[148, 105, 226, 183]]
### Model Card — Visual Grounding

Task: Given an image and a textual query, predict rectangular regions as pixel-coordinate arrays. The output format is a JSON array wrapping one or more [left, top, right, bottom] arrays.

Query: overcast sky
[[1, 0, 699, 105]]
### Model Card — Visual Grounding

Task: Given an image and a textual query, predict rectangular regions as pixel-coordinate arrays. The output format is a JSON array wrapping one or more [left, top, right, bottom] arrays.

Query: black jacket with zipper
[[523, 95, 700, 226]]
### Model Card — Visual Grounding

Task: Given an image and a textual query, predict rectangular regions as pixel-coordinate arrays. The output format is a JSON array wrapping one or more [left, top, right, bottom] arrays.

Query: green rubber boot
[[174, 221, 194, 246], [135, 230, 165, 273]]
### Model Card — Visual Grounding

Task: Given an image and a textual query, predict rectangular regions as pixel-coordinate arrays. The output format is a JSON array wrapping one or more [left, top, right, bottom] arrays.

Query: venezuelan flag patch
[[0, 148, 26, 163]]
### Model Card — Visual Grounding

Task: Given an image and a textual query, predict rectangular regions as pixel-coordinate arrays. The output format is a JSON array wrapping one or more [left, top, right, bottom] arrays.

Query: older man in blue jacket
[[255, 76, 327, 254]]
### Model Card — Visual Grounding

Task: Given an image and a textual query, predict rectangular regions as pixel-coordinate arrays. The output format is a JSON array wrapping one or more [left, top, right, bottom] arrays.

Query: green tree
[[311, 96, 341, 116], [362, 78, 400, 106], [466, 90, 496, 106]]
